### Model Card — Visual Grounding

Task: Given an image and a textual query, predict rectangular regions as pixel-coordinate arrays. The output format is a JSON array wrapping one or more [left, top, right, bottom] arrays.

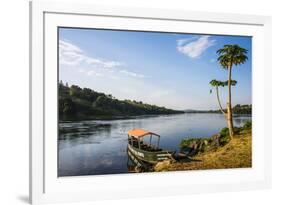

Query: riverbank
[[155, 126, 252, 171]]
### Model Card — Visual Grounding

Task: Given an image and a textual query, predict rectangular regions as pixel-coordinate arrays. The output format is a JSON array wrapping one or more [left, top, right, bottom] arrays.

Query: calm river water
[[58, 113, 251, 176]]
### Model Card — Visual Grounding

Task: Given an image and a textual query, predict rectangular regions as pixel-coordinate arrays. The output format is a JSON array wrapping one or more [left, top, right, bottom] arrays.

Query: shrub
[[220, 127, 229, 137], [180, 138, 197, 149], [180, 137, 207, 149], [243, 121, 252, 129], [219, 127, 231, 146], [220, 126, 242, 137], [219, 134, 230, 145]]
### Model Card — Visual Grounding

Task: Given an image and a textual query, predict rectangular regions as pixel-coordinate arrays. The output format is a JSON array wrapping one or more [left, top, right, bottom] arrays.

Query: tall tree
[[209, 79, 237, 117], [216, 44, 248, 139]]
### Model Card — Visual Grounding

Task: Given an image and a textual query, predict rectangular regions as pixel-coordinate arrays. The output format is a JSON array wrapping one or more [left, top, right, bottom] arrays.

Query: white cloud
[[59, 40, 147, 80], [59, 40, 84, 66], [85, 58, 122, 69], [177, 35, 216, 58], [59, 39, 83, 53], [59, 39, 122, 69], [86, 70, 103, 77], [176, 37, 198, 47], [210, 58, 216, 63], [119, 70, 146, 78], [77, 69, 103, 77]]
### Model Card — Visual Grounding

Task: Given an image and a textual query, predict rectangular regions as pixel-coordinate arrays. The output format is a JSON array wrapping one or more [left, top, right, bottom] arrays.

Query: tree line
[[206, 104, 252, 114], [59, 82, 184, 120]]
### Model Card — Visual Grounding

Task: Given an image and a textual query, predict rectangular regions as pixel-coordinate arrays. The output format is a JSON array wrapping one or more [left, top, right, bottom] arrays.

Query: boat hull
[[127, 143, 173, 164]]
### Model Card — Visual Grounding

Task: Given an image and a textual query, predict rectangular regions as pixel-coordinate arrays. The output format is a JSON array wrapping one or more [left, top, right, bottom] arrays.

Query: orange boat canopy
[[127, 128, 160, 138]]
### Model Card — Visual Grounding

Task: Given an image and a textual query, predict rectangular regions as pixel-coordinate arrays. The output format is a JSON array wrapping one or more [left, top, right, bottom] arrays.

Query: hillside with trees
[[206, 104, 252, 115], [59, 82, 184, 120]]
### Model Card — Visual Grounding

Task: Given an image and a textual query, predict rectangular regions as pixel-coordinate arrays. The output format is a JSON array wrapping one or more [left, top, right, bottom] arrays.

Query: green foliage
[[206, 104, 251, 114], [180, 137, 209, 153], [232, 104, 252, 114], [220, 127, 229, 137], [217, 44, 248, 69], [179, 138, 192, 148], [220, 127, 241, 137], [180, 137, 201, 148], [210, 79, 237, 87], [59, 82, 184, 120], [243, 121, 252, 129], [218, 125, 251, 145], [219, 127, 231, 145], [59, 97, 76, 115]]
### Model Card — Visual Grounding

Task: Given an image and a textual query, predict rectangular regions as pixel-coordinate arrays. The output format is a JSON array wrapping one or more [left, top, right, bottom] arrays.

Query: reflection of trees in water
[[233, 118, 243, 126], [233, 117, 251, 127], [58, 122, 114, 150], [59, 121, 112, 139]]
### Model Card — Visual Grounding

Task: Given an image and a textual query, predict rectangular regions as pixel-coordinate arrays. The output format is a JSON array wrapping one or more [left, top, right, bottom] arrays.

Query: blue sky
[[59, 28, 252, 110]]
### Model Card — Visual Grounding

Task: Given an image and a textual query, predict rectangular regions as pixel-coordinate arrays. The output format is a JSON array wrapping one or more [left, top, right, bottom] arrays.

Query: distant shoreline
[[184, 104, 252, 115]]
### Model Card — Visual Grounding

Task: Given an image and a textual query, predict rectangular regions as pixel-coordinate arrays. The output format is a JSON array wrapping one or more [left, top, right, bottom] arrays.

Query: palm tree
[[216, 44, 248, 139], [209, 79, 237, 118]]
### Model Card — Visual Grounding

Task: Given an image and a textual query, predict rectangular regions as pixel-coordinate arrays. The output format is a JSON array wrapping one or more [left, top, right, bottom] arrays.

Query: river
[[58, 113, 251, 176]]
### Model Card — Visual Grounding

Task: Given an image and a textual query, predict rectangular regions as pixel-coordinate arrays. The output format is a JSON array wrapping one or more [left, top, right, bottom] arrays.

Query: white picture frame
[[30, 1, 272, 204]]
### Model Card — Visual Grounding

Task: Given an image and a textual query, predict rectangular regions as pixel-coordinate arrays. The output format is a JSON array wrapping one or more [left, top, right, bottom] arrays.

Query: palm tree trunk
[[215, 86, 227, 118], [227, 66, 234, 139]]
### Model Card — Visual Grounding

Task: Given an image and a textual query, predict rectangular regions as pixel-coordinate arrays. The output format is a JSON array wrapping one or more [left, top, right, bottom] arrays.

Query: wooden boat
[[127, 128, 174, 164], [126, 148, 152, 172]]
